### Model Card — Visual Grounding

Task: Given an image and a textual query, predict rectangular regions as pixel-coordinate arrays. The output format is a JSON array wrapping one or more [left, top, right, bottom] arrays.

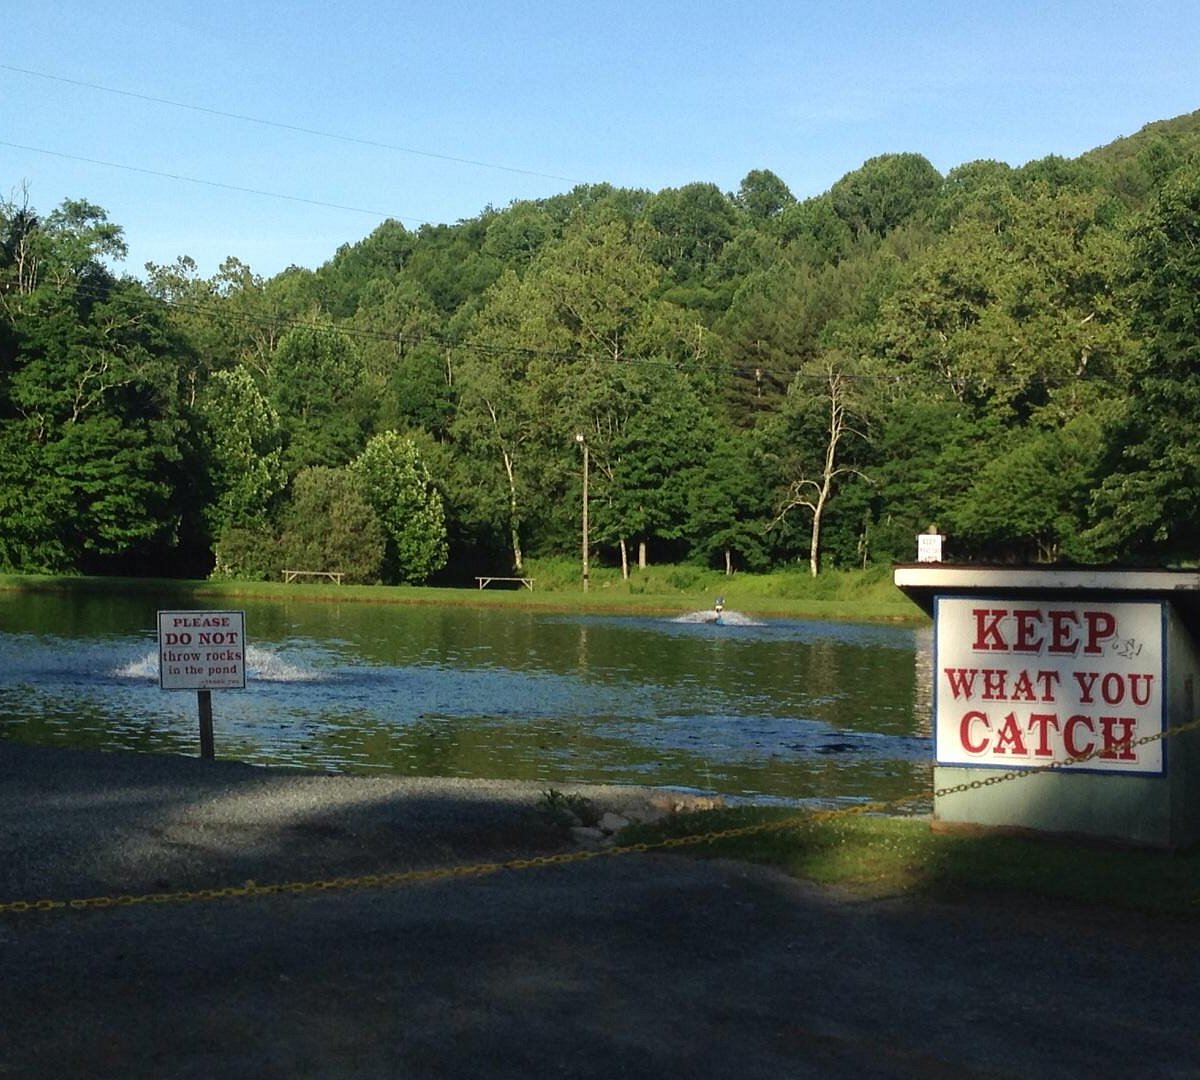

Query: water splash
[[113, 652, 160, 680], [671, 610, 765, 627], [247, 645, 326, 682], [113, 644, 324, 683]]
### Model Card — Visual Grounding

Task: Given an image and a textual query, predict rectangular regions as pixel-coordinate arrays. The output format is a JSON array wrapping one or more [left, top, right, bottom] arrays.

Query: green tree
[[735, 169, 795, 221], [931, 159, 1014, 231], [37, 198, 127, 286], [211, 522, 279, 581], [351, 431, 448, 583], [452, 293, 543, 573], [718, 246, 886, 425], [0, 200, 197, 573], [0, 185, 43, 298], [874, 184, 1131, 423], [645, 182, 740, 284], [345, 275, 453, 435], [686, 429, 773, 573], [586, 365, 715, 573], [403, 215, 502, 318], [774, 194, 855, 266], [1013, 154, 1102, 195], [829, 153, 942, 239], [861, 395, 993, 563], [202, 257, 305, 379], [198, 365, 286, 534], [1089, 166, 1200, 559], [454, 206, 708, 571], [313, 218, 414, 319], [269, 324, 370, 471], [483, 201, 558, 267], [277, 467, 385, 583], [951, 413, 1109, 563], [144, 255, 239, 402]]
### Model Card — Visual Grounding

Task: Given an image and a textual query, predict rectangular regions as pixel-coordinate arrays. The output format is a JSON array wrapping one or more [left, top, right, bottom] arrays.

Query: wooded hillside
[[4, 110, 1200, 582]]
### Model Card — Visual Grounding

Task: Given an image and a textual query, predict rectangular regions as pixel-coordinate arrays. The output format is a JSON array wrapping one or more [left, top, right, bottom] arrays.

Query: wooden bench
[[476, 576, 535, 591], [282, 570, 345, 585]]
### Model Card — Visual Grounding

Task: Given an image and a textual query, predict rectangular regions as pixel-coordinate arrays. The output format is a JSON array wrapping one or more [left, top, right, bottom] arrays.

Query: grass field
[[0, 560, 926, 623], [618, 806, 1200, 918]]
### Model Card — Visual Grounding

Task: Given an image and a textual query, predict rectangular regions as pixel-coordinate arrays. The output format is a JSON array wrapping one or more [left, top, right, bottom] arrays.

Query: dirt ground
[[2, 742, 1199, 1079]]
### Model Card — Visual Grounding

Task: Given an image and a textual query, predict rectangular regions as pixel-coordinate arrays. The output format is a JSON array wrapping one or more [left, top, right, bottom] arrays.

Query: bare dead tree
[[771, 361, 869, 576]]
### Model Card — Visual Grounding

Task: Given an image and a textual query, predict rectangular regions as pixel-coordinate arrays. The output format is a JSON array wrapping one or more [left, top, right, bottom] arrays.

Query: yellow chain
[[0, 805, 882, 916], [3, 716, 1197, 918]]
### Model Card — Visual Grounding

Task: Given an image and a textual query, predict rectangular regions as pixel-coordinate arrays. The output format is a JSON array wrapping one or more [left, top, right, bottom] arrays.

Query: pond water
[[0, 591, 933, 807]]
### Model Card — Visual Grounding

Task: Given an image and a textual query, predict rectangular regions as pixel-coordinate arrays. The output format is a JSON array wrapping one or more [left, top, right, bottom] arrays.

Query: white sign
[[917, 533, 944, 563], [935, 598, 1164, 773], [158, 610, 247, 691]]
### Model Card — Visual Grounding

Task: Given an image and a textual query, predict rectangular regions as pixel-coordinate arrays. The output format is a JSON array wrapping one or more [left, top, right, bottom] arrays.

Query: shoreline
[[0, 569, 927, 624]]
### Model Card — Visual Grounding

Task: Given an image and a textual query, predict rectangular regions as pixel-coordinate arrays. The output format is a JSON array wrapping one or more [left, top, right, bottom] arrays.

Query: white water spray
[[670, 609, 764, 626], [113, 644, 323, 683]]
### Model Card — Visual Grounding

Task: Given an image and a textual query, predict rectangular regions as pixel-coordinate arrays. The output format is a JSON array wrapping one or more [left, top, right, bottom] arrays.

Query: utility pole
[[575, 433, 589, 592]]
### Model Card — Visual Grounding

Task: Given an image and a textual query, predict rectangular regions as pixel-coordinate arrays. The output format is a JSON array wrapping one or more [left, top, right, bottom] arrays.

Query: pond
[[0, 591, 933, 807]]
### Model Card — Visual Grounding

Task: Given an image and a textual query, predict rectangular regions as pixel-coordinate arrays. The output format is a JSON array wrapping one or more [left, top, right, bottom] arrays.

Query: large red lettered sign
[[935, 599, 1164, 773]]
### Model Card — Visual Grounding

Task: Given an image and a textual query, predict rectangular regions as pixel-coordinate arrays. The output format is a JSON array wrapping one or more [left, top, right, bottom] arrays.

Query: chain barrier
[[3, 716, 1198, 918]]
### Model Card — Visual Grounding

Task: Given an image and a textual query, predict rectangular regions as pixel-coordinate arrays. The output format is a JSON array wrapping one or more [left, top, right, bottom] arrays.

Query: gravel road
[[2, 740, 1199, 1079]]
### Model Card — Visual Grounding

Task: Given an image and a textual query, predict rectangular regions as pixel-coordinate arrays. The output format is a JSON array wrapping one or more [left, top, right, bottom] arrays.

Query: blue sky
[[4, 1, 1197, 280]]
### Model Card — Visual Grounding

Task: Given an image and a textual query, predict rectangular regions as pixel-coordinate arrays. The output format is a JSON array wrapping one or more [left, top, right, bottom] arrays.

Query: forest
[[3, 109, 1200, 585]]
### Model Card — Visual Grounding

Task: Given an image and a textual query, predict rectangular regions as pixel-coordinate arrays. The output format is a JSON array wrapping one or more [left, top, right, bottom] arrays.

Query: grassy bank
[[620, 806, 1200, 918], [0, 560, 926, 623]]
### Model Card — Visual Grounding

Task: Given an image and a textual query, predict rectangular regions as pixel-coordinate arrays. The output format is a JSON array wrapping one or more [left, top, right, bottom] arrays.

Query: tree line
[[3, 110, 1200, 584]]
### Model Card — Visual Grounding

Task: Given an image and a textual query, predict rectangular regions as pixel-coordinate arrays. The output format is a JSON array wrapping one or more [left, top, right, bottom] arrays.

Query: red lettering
[[1073, 671, 1099, 704], [1027, 712, 1061, 757], [1011, 670, 1037, 701], [1129, 673, 1154, 707], [1012, 610, 1044, 653], [1100, 717, 1137, 761], [943, 668, 978, 700], [1047, 610, 1080, 655], [993, 712, 1028, 755], [972, 609, 1008, 651], [1084, 610, 1117, 655], [1064, 715, 1095, 759], [946, 668, 1062, 704], [982, 669, 1007, 700], [1101, 672, 1125, 705], [1034, 670, 1061, 701], [960, 710, 991, 754]]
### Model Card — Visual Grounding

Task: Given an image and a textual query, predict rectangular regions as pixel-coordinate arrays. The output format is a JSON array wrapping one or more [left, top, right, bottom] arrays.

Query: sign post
[[198, 690, 214, 760], [157, 610, 246, 760]]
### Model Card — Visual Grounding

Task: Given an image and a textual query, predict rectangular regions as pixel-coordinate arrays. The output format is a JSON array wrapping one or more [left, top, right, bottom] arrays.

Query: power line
[[2, 63, 581, 185], [0, 140, 412, 221]]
